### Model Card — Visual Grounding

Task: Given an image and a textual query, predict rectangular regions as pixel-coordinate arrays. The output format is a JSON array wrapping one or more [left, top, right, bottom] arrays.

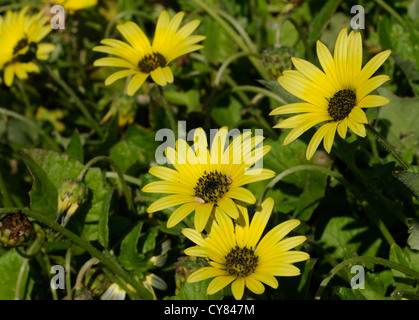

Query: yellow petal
[[127, 72, 148, 96], [357, 95, 389, 108], [231, 278, 245, 300], [167, 202, 198, 228]]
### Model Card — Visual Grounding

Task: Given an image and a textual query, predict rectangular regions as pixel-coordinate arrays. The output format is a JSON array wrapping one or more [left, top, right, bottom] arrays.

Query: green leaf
[[393, 167, 419, 198], [164, 89, 200, 113], [389, 244, 417, 291], [210, 96, 242, 127], [21, 149, 113, 242], [173, 279, 223, 300], [307, 0, 342, 45], [66, 130, 84, 163], [318, 216, 383, 260], [407, 219, 419, 251], [110, 140, 146, 173], [0, 250, 31, 299], [256, 136, 328, 220], [124, 125, 160, 163], [141, 227, 158, 254], [376, 88, 419, 159], [119, 222, 149, 273]]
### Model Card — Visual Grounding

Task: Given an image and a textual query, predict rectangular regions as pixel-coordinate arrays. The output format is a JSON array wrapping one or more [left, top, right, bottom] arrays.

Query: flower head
[[182, 198, 309, 300], [142, 127, 275, 232], [0, 7, 55, 86], [93, 10, 205, 96], [270, 28, 391, 159]]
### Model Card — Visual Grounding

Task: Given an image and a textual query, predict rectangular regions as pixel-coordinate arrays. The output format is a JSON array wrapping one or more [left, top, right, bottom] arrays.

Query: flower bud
[[56, 178, 88, 227], [0, 212, 32, 248]]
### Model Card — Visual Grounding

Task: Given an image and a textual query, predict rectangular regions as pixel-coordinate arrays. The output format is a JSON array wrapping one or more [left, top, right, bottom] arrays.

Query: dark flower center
[[138, 52, 167, 73], [327, 89, 357, 122], [13, 38, 29, 55], [194, 170, 230, 203], [225, 246, 258, 278]]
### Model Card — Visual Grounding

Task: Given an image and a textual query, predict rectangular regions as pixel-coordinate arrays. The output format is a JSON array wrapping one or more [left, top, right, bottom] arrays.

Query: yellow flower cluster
[[0, 3, 394, 301]]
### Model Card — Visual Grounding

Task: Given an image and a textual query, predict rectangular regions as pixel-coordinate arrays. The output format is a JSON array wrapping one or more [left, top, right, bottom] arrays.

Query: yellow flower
[[93, 10, 205, 96], [182, 198, 309, 300], [270, 28, 391, 160], [44, 0, 98, 12], [142, 127, 275, 232], [0, 7, 55, 86]]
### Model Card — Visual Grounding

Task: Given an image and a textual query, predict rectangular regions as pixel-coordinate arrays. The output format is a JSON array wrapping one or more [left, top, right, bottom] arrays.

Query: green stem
[[0, 207, 153, 300], [41, 63, 104, 138], [0, 108, 60, 150], [75, 258, 99, 291], [374, 0, 409, 29], [14, 230, 45, 300], [105, 172, 143, 187], [16, 79, 32, 116], [43, 253, 59, 300], [315, 256, 419, 300], [65, 247, 72, 300], [158, 86, 177, 135], [191, 0, 269, 80], [365, 124, 410, 171], [78, 156, 134, 211]]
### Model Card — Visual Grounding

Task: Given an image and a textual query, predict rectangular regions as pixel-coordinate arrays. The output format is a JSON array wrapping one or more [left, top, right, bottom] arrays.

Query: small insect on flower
[[93, 10, 206, 96], [270, 28, 391, 160], [56, 178, 88, 227], [182, 198, 310, 300], [0, 7, 55, 86]]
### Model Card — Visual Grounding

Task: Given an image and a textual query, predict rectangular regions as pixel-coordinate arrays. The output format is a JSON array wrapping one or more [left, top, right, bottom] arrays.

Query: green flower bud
[[261, 46, 294, 79], [0, 212, 32, 248], [57, 178, 88, 227], [174, 256, 208, 294]]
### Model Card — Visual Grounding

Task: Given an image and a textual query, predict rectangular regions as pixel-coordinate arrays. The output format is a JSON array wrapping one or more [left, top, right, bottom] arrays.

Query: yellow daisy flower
[[142, 127, 275, 232], [93, 10, 205, 96], [182, 198, 310, 300], [45, 0, 98, 12], [270, 28, 391, 160], [0, 7, 55, 87]]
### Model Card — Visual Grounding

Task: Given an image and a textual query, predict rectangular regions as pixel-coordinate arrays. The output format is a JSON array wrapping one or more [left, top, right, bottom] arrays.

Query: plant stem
[[374, 0, 409, 29], [41, 63, 104, 138], [365, 124, 410, 171], [14, 230, 45, 300], [0, 207, 153, 300], [158, 86, 177, 135], [65, 247, 73, 300], [315, 255, 419, 299], [191, 0, 270, 80], [78, 156, 134, 211]]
